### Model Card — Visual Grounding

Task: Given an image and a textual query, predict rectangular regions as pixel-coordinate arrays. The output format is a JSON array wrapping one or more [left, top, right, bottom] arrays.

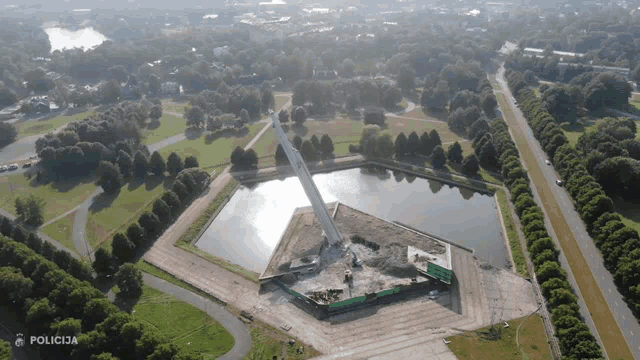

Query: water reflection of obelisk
[[269, 110, 361, 265]]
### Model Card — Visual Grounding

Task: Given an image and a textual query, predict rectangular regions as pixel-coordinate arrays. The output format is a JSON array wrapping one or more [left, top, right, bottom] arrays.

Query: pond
[[44, 27, 108, 52], [195, 167, 508, 273]]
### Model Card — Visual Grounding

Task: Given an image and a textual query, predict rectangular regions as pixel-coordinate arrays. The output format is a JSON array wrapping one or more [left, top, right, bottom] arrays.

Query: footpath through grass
[[0, 174, 97, 223], [41, 212, 76, 254], [496, 188, 529, 277], [132, 285, 234, 358], [87, 175, 169, 249], [159, 123, 264, 169], [447, 314, 551, 360], [18, 110, 95, 138], [496, 91, 635, 360], [143, 114, 186, 145]]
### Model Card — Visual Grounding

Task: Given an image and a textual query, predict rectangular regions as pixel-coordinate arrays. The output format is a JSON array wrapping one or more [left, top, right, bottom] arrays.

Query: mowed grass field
[[0, 174, 97, 223], [496, 92, 635, 360], [447, 315, 551, 360], [17, 110, 96, 138], [162, 100, 188, 114], [133, 285, 234, 358], [142, 114, 186, 145], [87, 175, 169, 249], [159, 122, 265, 170], [41, 212, 76, 253]]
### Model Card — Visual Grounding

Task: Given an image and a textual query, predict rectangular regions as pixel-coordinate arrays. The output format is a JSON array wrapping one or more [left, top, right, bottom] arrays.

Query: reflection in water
[[44, 27, 108, 52], [196, 168, 507, 273], [393, 170, 405, 183]]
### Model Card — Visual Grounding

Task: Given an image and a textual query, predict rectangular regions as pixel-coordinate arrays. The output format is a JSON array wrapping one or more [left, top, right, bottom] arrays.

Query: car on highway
[[0, 165, 6, 172], [8, 164, 18, 170], [556, 179, 564, 186], [545, 160, 551, 165]]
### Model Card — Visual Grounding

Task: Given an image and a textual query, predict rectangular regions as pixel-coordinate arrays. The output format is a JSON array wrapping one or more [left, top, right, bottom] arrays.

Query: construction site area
[[259, 202, 457, 317]]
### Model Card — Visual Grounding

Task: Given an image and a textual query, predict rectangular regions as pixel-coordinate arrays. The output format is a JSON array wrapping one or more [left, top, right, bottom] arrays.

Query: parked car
[[22, 162, 32, 168], [556, 179, 563, 186], [29, 155, 38, 159], [0, 166, 7, 172], [8, 164, 18, 170], [545, 160, 551, 165]]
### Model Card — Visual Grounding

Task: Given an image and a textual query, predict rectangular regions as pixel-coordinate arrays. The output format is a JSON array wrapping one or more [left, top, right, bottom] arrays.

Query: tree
[[100, 80, 121, 105], [278, 109, 289, 123], [468, 118, 490, 142], [239, 109, 250, 127], [111, 233, 135, 262], [481, 93, 497, 116], [397, 64, 416, 94], [515, 194, 536, 217], [147, 343, 181, 360], [376, 131, 395, 159], [117, 150, 133, 177], [447, 142, 464, 164], [125, 223, 145, 249], [243, 149, 259, 168], [395, 133, 408, 157], [310, 135, 321, 153], [299, 140, 316, 162], [292, 135, 303, 150], [161, 191, 181, 216], [185, 105, 205, 128], [359, 125, 381, 158], [0, 267, 33, 303], [275, 144, 288, 165], [541, 277, 571, 298], [292, 106, 307, 125], [431, 145, 446, 169], [479, 141, 498, 168], [429, 130, 442, 152], [114, 264, 143, 299], [184, 155, 199, 169], [0, 340, 11, 360], [139, 212, 162, 239], [93, 248, 116, 277], [462, 154, 480, 176], [537, 261, 567, 284], [14, 194, 46, 226], [133, 151, 149, 178], [320, 134, 334, 158], [230, 146, 245, 166], [152, 199, 172, 223], [149, 104, 162, 123], [407, 131, 421, 155], [166, 152, 184, 175], [171, 180, 189, 200], [0, 122, 18, 148], [148, 151, 166, 176], [363, 106, 386, 127]]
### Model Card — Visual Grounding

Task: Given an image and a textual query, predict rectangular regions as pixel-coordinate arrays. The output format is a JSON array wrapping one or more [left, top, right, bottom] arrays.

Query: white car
[[545, 160, 551, 165], [8, 164, 18, 170], [0, 165, 7, 172], [556, 179, 564, 186]]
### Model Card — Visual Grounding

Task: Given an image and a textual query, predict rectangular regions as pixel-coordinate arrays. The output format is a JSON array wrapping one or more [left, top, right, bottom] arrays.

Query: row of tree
[[0, 232, 200, 359], [507, 72, 640, 318], [490, 118, 605, 359], [94, 168, 211, 271], [275, 133, 335, 164], [230, 147, 259, 169]]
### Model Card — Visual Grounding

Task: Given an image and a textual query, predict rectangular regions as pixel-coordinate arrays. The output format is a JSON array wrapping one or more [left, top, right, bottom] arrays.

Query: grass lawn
[[133, 285, 234, 358], [614, 198, 640, 235], [242, 319, 322, 360], [496, 188, 529, 277], [447, 315, 551, 360], [562, 122, 595, 147], [632, 99, 640, 108], [17, 110, 95, 138], [162, 100, 188, 114], [143, 114, 186, 145], [275, 95, 290, 112], [496, 91, 635, 360], [41, 212, 76, 253], [0, 174, 97, 223], [159, 123, 265, 170], [86, 175, 169, 249]]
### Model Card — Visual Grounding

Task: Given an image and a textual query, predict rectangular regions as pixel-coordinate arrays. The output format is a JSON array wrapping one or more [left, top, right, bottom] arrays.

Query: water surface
[[196, 167, 507, 273]]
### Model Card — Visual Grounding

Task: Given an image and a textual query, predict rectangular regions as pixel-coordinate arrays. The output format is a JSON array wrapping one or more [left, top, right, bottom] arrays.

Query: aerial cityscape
[[1, 0, 640, 359]]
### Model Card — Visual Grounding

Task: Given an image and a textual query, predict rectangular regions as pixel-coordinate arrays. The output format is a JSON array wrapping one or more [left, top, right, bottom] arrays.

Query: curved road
[[497, 65, 640, 359]]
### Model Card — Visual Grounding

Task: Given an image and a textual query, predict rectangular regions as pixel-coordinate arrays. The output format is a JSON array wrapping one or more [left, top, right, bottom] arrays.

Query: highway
[[496, 65, 640, 359]]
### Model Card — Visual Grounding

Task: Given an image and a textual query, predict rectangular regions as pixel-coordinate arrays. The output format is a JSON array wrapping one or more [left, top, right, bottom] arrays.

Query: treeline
[[0, 233, 202, 359], [507, 70, 640, 319], [275, 133, 335, 164], [490, 118, 604, 359], [93, 167, 211, 275]]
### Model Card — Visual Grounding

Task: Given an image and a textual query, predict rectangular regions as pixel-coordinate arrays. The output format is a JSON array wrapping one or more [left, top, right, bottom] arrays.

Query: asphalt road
[[497, 66, 640, 359], [141, 273, 252, 360]]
